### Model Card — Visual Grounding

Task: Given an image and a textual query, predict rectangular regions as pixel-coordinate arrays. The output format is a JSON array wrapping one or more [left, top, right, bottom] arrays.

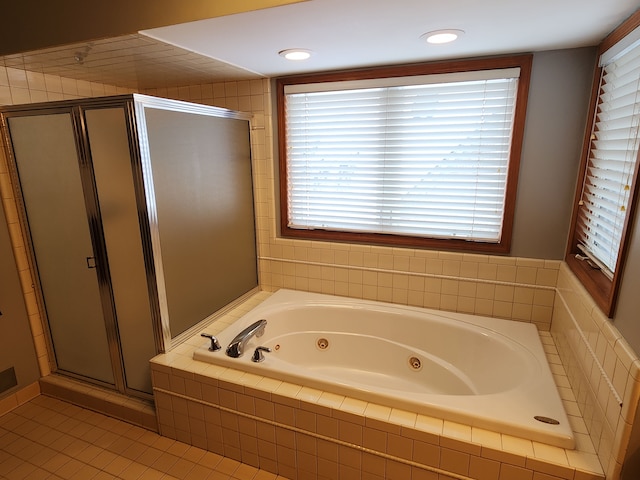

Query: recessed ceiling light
[[279, 49, 313, 61], [421, 29, 465, 45]]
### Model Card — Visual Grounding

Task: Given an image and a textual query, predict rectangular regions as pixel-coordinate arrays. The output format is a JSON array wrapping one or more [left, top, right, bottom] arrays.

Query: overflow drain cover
[[408, 356, 422, 370], [534, 416, 560, 425]]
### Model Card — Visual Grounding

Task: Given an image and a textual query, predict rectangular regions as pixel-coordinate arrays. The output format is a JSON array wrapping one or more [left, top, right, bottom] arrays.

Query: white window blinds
[[577, 37, 640, 277], [284, 69, 520, 242]]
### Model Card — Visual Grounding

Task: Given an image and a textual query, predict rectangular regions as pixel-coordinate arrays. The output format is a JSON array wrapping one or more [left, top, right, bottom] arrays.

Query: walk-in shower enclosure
[[0, 94, 258, 397]]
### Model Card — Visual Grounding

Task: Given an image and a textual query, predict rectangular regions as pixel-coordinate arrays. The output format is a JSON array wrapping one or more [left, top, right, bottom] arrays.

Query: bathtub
[[194, 289, 575, 449]]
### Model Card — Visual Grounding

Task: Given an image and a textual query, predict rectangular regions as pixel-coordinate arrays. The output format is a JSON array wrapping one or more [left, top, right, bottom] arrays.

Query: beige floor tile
[[0, 395, 290, 480]]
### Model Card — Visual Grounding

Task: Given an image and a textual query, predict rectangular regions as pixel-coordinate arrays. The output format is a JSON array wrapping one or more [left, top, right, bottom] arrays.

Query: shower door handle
[[86, 256, 97, 269]]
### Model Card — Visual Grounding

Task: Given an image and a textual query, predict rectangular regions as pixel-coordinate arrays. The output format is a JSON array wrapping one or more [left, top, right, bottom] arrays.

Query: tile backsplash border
[[258, 252, 559, 331]]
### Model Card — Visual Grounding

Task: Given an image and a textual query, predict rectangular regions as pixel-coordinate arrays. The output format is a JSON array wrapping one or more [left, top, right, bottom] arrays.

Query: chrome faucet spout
[[226, 319, 267, 358]]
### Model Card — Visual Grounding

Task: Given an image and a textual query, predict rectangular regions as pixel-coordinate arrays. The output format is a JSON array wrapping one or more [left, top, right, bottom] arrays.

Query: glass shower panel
[[8, 113, 115, 385], [141, 107, 258, 339], [84, 107, 156, 394]]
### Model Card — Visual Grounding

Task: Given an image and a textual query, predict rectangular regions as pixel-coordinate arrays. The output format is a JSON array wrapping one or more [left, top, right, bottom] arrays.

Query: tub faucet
[[200, 333, 221, 351], [252, 346, 271, 363], [226, 319, 267, 358]]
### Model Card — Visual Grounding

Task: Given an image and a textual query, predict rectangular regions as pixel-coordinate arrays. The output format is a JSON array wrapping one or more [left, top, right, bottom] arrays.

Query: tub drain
[[409, 356, 422, 370], [534, 415, 560, 425], [317, 338, 329, 350]]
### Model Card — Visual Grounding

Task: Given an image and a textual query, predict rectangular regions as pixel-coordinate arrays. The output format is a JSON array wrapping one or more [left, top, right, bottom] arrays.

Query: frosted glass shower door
[[84, 107, 157, 394], [8, 113, 115, 385]]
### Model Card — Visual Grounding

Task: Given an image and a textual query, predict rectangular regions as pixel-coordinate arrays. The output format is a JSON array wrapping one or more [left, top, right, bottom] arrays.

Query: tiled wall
[[3, 63, 640, 478], [0, 65, 129, 104], [552, 263, 640, 479]]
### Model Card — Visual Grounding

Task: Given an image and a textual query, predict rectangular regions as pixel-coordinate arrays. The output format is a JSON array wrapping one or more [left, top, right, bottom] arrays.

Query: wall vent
[[0, 367, 18, 394]]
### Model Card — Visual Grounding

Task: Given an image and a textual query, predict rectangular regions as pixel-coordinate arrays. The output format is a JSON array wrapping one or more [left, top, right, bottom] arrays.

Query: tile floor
[[0, 395, 290, 480]]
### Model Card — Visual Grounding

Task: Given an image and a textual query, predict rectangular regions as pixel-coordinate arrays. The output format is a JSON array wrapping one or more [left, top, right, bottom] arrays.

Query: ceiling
[[142, 0, 640, 77], [1, 0, 639, 91]]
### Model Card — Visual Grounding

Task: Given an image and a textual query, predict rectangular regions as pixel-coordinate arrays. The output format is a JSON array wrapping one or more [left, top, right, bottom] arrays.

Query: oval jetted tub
[[193, 289, 574, 449]]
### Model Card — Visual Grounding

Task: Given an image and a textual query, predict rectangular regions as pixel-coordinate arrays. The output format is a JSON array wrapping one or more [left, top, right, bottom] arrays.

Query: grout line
[[259, 256, 556, 291], [555, 288, 623, 406], [153, 386, 476, 480]]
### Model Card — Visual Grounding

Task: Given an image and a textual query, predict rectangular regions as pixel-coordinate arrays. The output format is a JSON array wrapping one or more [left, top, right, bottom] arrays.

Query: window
[[566, 12, 640, 317], [277, 56, 532, 253]]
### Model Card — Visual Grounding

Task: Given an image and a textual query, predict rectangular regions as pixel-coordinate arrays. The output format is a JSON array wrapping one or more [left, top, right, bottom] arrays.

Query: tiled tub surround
[[193, 289, 575, 450], [148, 75, 638, 478], [151, 291, 604, 480], [552, 264, 640, 480]]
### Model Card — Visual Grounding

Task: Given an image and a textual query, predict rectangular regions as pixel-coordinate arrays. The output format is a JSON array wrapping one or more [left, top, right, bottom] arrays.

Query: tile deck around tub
[[151, 290, 604, 480]]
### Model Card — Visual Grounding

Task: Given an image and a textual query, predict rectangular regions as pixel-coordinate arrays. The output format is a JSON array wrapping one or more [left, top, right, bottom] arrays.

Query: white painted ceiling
[[142, 0, 640, 78]]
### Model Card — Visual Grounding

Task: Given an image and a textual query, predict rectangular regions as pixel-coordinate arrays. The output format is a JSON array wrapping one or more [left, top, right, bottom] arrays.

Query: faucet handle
[[201, 333, 221, 351], [252, 346, 271, 363]]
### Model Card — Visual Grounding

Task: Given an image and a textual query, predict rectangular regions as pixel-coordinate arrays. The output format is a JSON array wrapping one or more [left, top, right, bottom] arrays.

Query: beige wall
[[0, 189, 39, 410]]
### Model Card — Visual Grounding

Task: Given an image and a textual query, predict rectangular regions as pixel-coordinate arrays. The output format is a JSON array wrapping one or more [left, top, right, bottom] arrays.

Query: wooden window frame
[[565, 10, 640, 317], [276, 55, 533, 254]]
